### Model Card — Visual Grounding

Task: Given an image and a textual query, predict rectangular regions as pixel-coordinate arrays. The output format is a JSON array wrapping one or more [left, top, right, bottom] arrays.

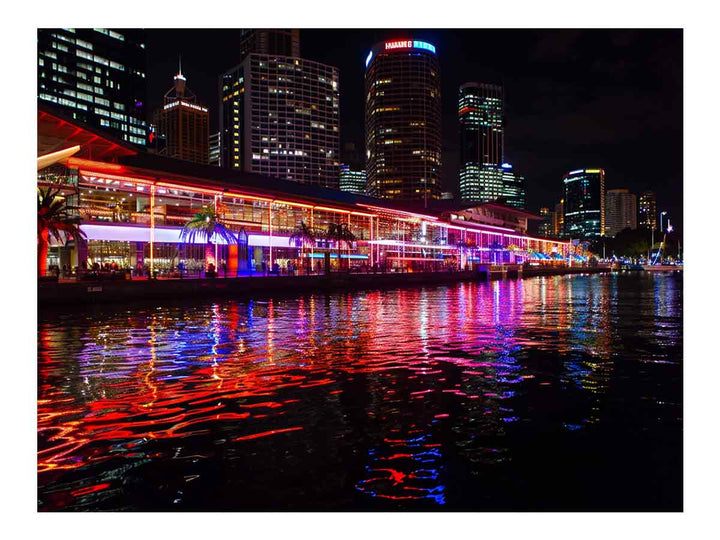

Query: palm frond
[[180, 203, 238, 245], [38, 185, 86, 244]]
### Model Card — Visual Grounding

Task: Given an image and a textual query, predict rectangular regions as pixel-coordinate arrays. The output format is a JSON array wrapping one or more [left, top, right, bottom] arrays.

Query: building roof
[[38, 104, 138, 161]]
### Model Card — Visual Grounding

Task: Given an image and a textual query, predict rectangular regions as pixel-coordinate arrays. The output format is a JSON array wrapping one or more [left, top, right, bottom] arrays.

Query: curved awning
[[37, 145, 81, 170]]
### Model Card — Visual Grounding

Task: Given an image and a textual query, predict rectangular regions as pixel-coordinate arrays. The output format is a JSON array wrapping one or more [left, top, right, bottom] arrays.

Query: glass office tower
[[365, 39, 442, 204], [37, 28, 148, 146], [338, 165, 367, 194], [562, 168, 605, 238], [458, 82, 503, 203]]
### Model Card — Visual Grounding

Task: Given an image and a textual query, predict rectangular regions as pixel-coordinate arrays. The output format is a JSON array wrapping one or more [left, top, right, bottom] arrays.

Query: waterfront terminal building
[[38, 106, 571, 276]]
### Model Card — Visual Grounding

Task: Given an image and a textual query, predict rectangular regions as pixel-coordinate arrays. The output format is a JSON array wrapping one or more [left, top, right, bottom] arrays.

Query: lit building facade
[[499, 164, 526, 209], [461, 163, 526, 208], [37, 28, 148, 147], [638, 190, 657, 231], [605, 188, 637, 237], [339, 165, 367, 195], [458, 82, 504, 203], [220, 54, 340, 188], [153, 68, 209, 164], [562, 168, 605, 238], [209, 132, 221, 166], [365, 39, 442, 203], [538, 207, 555, 237], [38, 109, 572, 275]]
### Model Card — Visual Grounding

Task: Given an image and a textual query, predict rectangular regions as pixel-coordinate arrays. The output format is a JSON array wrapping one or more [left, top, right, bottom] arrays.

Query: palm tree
[[324, 222, 356, 271], [289, 220, 317, 274], [38, 186, 86, 276], [180, 203, 238, 273]]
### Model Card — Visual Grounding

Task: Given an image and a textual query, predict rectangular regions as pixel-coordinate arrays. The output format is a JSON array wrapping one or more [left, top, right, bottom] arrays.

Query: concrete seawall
[[38, 267, 612, 306]]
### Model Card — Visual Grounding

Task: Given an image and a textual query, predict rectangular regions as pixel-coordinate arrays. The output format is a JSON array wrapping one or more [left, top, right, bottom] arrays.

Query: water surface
[[38, 273, 682, 510]]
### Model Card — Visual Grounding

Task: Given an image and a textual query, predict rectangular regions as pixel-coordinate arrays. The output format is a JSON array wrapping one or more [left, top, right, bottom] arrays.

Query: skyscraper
[[458, 82, 527, 207], [562, 168, 605, 238], [638, 191, 657, 231], [37, 28, 148, 146], [499, 164, 527, 209], [209, 132, 221, 166], [458, 82, 505, 180], [153, 65, 209, 164], [220, 45, 340, 187], [365, 39, 442, 204], [339, 165, 367, 195], [605, 189, 637, 237]]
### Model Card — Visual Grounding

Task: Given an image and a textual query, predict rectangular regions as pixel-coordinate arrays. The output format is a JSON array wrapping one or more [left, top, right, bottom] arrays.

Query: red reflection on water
[[37, 275, 680, 509]]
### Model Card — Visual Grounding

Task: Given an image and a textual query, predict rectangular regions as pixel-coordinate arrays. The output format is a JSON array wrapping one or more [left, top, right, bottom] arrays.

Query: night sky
[[145, 29, 683, 234]]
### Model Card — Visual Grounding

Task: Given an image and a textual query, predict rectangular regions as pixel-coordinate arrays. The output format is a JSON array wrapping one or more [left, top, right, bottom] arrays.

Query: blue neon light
[[501, 163, 512, 169], [413, 40, 436, 54], [365, 50, 373, 67]]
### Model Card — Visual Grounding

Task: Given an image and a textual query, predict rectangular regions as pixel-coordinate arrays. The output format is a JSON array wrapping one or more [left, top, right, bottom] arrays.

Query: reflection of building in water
[[562, 276, 615, 426]]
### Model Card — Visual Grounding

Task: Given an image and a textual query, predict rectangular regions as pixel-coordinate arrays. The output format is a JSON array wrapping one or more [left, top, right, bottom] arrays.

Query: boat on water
[[641, 264, 683, 272]]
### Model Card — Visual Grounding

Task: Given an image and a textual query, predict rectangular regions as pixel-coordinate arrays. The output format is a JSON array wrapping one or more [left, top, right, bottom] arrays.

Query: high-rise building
[[220, 52, 340, 188], [538, 207, 555, 237], [153, 66, 209, 164], [365, 39, 442, 204], [37, 28, 148, 146], [461, 163, 526, 208], [238, 29, 300, 59], [499, 164, 526, 209], [339, 165, 367, 195], [605, 188, 637, 237], [638, 191, 657, 231], [458, 82, 504, 202], [209, 132, 221, 167], [457, 82, 526, 207], [554, 199, 564, 236], [562, 168, 605, 238]]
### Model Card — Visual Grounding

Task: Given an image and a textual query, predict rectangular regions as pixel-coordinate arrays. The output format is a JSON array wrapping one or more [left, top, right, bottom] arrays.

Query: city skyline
[[142, 28, 683, 234], [32, 19, 688, 518]]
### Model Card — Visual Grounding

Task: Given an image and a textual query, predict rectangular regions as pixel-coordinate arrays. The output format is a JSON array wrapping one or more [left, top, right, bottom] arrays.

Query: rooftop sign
[[384, 40, 436, 53], [367, 40, 436, 67]]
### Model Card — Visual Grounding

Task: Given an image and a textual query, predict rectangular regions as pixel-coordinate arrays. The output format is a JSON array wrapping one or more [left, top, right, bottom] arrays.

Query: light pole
[[651, 211, 667, 265]]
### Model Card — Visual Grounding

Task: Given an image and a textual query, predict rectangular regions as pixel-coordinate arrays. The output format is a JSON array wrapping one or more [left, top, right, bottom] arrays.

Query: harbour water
[[38, 272, 682, 511]]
